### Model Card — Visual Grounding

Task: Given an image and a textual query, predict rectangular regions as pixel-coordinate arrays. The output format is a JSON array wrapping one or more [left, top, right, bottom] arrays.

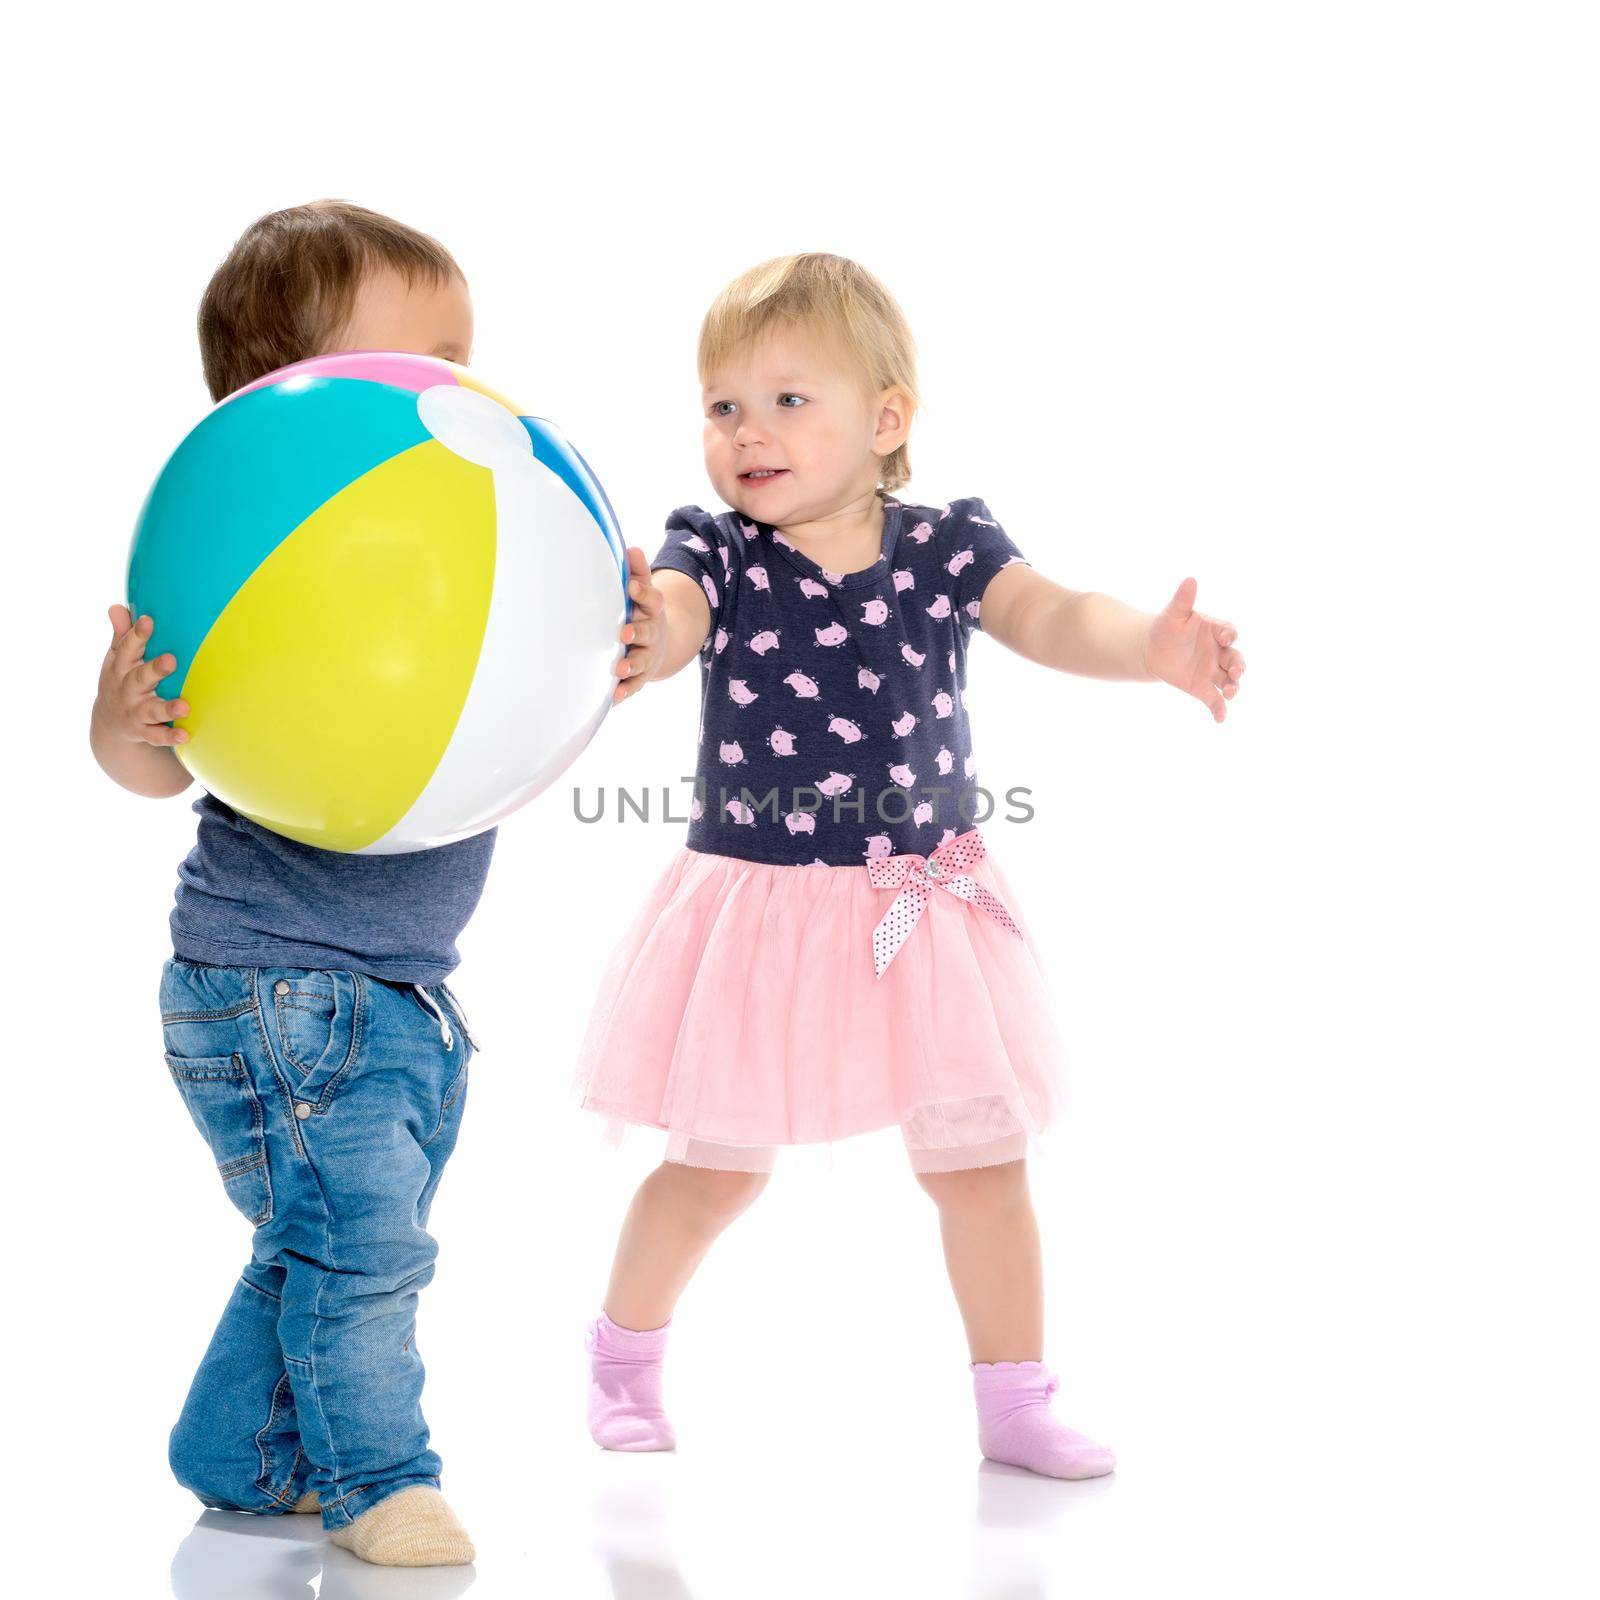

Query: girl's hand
[[1143, 579, 1246, 723], [613, 548, 668, 704], [93, 605, 192, 747]]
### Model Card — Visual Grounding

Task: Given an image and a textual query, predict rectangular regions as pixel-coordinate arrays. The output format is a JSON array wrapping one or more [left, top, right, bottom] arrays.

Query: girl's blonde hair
[[698, 253, 919, 493]]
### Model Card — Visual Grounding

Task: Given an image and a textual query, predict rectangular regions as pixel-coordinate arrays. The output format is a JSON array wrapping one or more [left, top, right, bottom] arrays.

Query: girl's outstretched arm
[[980, 567, 1246, 722], [611, 547, 712, 704]]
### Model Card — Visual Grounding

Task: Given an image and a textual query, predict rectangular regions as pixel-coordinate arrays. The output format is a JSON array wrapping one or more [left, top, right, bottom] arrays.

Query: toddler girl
[[579, 253, 1245, 1476]]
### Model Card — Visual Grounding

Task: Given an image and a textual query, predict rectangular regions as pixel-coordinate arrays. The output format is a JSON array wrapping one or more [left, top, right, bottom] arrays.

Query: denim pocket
[[424, 1056, 471, 1149], [264, 969, 360, 1106], [166, 1053, 273, 1226], [269, 972, 338, 1075]]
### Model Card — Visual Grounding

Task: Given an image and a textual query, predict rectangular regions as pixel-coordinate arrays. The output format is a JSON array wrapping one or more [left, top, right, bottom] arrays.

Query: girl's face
[[702, 325, 910, 525], [336, 266, 475, 364]]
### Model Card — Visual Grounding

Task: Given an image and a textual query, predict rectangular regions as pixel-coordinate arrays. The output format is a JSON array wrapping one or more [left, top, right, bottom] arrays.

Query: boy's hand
[[1143, 579, 1246, 723], [94, 605, 191, 747], [613, 548, 668, 704]]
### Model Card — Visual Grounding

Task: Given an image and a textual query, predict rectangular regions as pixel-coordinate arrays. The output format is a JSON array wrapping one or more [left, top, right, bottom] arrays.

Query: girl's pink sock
[[971, 1361, 1115, 1480], [586, 1311, 677, 1451]]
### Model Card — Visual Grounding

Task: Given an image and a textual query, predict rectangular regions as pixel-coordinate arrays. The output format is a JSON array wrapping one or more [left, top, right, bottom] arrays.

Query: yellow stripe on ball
[[178, 440, 497, 851]]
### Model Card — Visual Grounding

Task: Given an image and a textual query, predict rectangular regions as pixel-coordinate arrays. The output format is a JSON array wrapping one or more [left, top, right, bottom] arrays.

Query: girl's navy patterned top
[[650, 493, 1028, 867]]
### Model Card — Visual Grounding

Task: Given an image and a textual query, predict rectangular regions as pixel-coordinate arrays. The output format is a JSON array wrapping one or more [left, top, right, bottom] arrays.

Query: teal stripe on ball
[[127, 378, 432, 700]]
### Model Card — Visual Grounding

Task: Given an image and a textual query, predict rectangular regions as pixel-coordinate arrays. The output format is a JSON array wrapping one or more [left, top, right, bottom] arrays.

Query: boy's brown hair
[[197, 200, 462, 401]]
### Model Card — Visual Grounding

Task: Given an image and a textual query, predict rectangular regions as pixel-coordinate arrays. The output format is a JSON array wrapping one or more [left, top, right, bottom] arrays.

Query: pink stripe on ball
[[230, 350, 463, 400]]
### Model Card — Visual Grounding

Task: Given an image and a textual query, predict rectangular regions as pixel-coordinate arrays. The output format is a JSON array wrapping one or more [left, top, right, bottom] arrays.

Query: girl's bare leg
[[917, 1157, 1114, 1479], [916, 1158, 1043, 1362], [604, 1160, 770, 1331], [588, 1159, 771, 1451]]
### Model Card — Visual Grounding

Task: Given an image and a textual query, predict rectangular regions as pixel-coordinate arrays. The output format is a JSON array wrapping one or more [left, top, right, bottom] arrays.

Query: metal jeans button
[[275, 980, 290, 996]]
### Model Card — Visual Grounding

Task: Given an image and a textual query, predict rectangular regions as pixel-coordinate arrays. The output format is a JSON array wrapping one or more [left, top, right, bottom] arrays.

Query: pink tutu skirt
[[574, 830, 1066, 1172]]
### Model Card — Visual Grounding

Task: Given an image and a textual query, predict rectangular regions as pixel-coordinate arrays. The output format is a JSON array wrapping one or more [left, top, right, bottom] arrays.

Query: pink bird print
[[906, 521, 932, 545], [863, 834, 894, 859], [747, 565, 771, 592], [858, 667, 881, 695], [719, 546, 732, 576], [946, 549, 975, 576], [798, 577, 830, 599], [728, 680, 759, 707], [963, 754, 977, 779], [784, 811, 816, 835], [926, 594, 952, 619], [828, 715, 865, 744], [900, 643, 926, 668], [936, 746, 954, 776], [817, 771, 853, 797], [965, 600, 981, 622], [769, 727, 797, 756], [726, 799, 757, 825], [815, 622, 849, 647], [749, 629, 782, 655], [889, 762, 917, 788], [937, 505, 953, 521], [772, 530, 796, 551], [690, 795, 704, 820], [968, 514, 998, 527], [701, 575, 719, 609], [738, 520, 758, 540], [892, 710, 918, 737], [719, 740, 746, 765], [822, 569, 845, 585], [893, 568, 915, 592], [784, 670, 821, 698], [913, 801, 934, 827], [860, 598, 889, 625], [947, 650, 956, 672], [939, 827, 957, 847], [714, 628, 729, 654], [682, 534, 710, 552], [931, 690, 954, 719]]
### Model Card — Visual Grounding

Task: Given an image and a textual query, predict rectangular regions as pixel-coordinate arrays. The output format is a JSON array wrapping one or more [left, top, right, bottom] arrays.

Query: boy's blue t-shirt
[[170, 793, 495, 985]]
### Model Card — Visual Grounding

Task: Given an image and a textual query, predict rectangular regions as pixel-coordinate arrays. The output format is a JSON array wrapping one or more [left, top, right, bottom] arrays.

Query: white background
[[5, 3, 1596, 1596]]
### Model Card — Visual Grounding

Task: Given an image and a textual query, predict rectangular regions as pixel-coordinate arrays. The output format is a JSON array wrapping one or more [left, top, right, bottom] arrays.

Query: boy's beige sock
[[291, 1491, 320, 1514], [327, 1486, 475, 1567]]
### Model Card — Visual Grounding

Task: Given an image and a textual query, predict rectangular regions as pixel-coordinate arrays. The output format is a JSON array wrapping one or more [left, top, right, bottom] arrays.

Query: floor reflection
[[584, 1455, 1112, 1599], [166, 1457, 1111, 1597], [969, 1459, 1115, 1595], [591, 1471, 696, 1598], [170, 1510, 476, 1600]]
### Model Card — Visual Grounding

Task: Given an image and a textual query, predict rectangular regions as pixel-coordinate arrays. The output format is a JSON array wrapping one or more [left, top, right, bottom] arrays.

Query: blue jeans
[[159, 959, 476, 1530]]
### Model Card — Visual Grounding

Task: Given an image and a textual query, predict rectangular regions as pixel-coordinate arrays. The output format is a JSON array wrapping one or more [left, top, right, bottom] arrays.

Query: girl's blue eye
[[778, 393, 807, 408], [711, 401, 736, 417]]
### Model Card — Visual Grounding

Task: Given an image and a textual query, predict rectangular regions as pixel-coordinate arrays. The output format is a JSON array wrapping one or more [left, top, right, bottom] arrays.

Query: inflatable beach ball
[[127, 350, 628, 853]]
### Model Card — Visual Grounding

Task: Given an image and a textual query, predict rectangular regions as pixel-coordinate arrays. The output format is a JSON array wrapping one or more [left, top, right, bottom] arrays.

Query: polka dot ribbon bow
[[866, 830, 1023, 978]]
